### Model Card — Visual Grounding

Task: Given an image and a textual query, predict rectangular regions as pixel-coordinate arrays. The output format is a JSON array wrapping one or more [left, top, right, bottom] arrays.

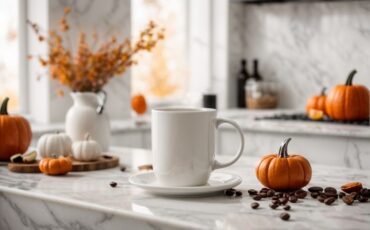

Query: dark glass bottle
[[252, 59, 263, 81], [237, 59, 249, 108]]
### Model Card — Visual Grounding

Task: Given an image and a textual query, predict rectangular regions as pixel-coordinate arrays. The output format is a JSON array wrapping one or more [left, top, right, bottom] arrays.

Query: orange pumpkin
[[256, 138, 312, 191], [0, 97, 32, 161], [39, 156, 72, 175], [306, 87, 327, 114], [326, 70, 369, 121], [131, 94, 147, 114]]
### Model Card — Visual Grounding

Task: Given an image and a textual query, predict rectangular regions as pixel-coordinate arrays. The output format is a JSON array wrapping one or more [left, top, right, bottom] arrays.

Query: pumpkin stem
[[320, 87, 326, 96], [345, 70, 357, 86], [84, 133, 91, 140], [0, 97, 9, 115], [278, 138, 291, 158]]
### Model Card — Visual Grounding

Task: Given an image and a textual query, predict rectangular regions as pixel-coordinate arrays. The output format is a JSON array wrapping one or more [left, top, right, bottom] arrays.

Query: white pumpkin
[[72, 133, 102, 161], [37, 132, 72, 158]]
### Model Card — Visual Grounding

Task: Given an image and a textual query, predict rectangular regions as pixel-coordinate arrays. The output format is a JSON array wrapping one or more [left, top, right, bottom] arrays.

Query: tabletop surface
[[1, 147, 370, 230]]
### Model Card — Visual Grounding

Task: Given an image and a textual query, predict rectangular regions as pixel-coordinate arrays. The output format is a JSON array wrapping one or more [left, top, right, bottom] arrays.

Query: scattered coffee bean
[[251, 202, 259, 209], [235, 190, 243, 197], [342, 195, 354, 205], [248, 189, 258, 196], [339, 192, 346, 199], [358, 196, 368, 203], [349, 192, 358, 199], [324, 192, 338, 199], [279, 197, 288, 205], [360, 188, 370, 198], [280, 212, 290, 221], [308, 186, 323, 193], [260, 188, 269, 193], [324, 197, 336, 205], [267, 190, 275, 197], [260, 192, 267, 198], [272, 199, 280, 205], [289, 196, 298, 203], [120, 166, 126, 172], [272, 196, 279, 200], [269, 203, 279, 209], [324, 187, 337, 194], [253, 195, 262, 201], [224, 189, 236, 196], [283, 205, 291, 211], [295, 190, 308, 199], [311, 192, 319, 199], [318, 195, 326, 203], [110, 181, 117, 187]]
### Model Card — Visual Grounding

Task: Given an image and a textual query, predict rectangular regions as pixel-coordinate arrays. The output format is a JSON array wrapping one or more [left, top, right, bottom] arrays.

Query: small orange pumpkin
[[0, 97, 32, 161], [39, 156, 72, 175], [306, 87, 327, 114], [326, 70, 369, 121], [131, 94, 147, 114], [256, 138, 312, 191]]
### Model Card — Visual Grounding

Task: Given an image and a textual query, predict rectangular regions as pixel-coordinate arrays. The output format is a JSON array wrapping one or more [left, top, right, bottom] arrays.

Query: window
[[0, 0, 21, 112], [131, 0, 188, 104]]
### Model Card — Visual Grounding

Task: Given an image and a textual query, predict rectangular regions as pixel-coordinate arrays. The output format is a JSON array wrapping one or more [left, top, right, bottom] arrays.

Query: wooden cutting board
[[8, 155, 119, 173]]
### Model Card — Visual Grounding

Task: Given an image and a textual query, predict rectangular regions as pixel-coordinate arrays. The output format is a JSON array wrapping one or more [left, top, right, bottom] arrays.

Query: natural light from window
[[131, 0, 188, 104], [0, 0, 19, 112]]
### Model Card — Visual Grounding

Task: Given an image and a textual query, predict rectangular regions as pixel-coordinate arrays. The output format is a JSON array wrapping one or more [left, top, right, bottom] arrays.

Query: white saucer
[[129, 172, 242, 196]]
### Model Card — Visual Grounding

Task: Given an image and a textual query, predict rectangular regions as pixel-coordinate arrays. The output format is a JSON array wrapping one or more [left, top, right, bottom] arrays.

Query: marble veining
[[229, 0, 370, 109], [1, 148, 370, 229]]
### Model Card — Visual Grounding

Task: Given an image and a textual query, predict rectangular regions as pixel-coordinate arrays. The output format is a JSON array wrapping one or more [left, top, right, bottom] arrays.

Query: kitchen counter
[[1, 147, 370, 230]]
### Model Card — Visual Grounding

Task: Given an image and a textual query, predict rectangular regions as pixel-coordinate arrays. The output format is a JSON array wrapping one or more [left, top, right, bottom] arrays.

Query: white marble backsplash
[[229, 0, 370, 109]]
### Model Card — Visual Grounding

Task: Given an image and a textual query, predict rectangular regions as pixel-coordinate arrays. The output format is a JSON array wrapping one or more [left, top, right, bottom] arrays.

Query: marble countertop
[[31, 109, 370, 139], [1, 147, 370, 230]]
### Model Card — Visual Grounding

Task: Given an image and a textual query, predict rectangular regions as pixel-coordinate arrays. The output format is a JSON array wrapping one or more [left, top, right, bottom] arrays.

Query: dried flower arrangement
[[28, 7, 164, 94]]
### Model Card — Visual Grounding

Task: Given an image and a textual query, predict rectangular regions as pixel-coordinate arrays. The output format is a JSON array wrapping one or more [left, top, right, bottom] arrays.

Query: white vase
[[66, 92, 110, 151]]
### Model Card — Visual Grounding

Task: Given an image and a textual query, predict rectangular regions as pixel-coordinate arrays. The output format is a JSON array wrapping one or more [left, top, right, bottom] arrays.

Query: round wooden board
[[7, 155, 119, 173]]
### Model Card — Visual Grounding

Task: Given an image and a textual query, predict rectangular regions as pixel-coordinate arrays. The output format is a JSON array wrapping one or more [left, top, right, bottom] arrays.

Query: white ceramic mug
[[152, 108, 245, 187]]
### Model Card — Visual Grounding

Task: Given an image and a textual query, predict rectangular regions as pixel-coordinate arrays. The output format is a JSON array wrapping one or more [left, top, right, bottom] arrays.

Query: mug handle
[[212, 118, 245, 170], [96, 90, 107, 115]]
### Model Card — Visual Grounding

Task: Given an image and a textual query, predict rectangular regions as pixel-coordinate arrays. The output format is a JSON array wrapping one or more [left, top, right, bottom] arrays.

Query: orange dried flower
[[28, 7, 165, 94]]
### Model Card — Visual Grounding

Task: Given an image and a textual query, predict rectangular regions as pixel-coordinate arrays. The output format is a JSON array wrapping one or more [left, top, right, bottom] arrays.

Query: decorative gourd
[[37, 132, 72, 158], [0, 97, 32, 161], [39, 156, 72, 175], [255, 138, 312, 191], [306, 87, 327, 114], [326, 70, 369, 121], [131, 94, 147, 114], [72, 133, 102, 161]]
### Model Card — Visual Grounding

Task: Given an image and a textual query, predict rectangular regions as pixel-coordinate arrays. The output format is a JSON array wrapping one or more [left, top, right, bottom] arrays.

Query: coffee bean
[[260, 188, 269, 193], [358, 196, 368, 203], [260, 192, 267, 198], [272, 196, 279, 200], [120, 166, 126, 172], [289, 196, 298, 203], [342, 195, 354, 205], [324, 197, 336, 205], [349, 192, 358, 199], [253, 195, 262, 201], [110, 181, 117, 187], [339, 192, 346, 198], [248, 189, 258, 196], [251, 202, 259, 209], [295, 190, 308, 199], [308, 186, 323, 193], [318, 195, 327, 203], [311, 192, 319, 198], [235, 190, 243, 197], [280, 212, 290, 221], [283, 193, 290, 198], [269, 203, 279, 209], [272, 199, 280, 205], [275, 192, 283, 197], [224, 189, 236, 196], [283, 205, 291, 211], [279, 197, 288, 205], [324, 187, 337, 194], [360, 188, 370, 198], [324, 192, 338, 199], [267, 190, 275, 197]]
